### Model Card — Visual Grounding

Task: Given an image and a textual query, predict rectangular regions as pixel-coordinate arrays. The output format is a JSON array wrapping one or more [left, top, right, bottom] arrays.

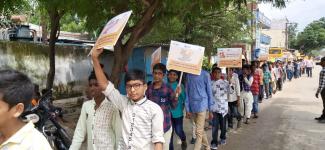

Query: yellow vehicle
[[269, 47, 284, 61]]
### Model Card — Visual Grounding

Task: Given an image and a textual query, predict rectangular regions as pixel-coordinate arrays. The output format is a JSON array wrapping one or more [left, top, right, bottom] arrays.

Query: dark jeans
[[264, 83, 269, 98], [321, 89, 325, 118], [276, 78, 282, 91], [259, 85, 264, 101], [287, 70, 293, 81], [170, 116, 186, 150], [269, 82, 273, 95], [307, 67, 313, 77], [211, 112, 227, 145], [228, 101, 241, 128]]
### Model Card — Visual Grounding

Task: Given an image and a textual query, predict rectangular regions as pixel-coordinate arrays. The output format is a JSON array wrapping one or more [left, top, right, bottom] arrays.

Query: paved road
[[174, 66, 325, 150]]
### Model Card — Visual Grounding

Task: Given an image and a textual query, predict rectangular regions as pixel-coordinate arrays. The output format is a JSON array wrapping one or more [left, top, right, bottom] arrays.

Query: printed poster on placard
[[259, 53, 269, 61], [93, 11, 132, 50], [167, 41, 205, 75], [217, 48, 242, 68], [151, 47, 162, 72]]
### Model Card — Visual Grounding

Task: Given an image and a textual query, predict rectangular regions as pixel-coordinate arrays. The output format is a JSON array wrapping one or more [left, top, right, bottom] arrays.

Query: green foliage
[[288, 23, 298, 49], [295, 17, 325, 54], [0, 0, 30, 17], [202, 56, 212, 72], [141, 4, 251, 58], [60, 14, 87, 33]]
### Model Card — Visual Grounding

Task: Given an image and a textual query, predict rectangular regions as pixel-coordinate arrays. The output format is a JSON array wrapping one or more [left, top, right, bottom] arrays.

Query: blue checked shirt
[[317, 67, 325, 94]]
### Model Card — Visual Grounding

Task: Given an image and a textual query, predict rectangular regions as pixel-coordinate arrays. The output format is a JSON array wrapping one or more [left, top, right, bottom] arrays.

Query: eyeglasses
[[126, 83, 144, 91]]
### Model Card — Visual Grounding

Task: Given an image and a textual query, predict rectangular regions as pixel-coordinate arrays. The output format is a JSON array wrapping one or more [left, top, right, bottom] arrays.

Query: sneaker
[[181, 141, 187, 150], [210, 143, 218, 150], [253, 114, 259, 119], [190, 138, 196, 144], [245, 118, 250, 124], [315, 116, 324, 120], [219, 139, 226, 145]]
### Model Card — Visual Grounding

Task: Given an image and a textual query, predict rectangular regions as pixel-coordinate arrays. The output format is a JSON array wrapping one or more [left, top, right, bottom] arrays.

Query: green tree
[[287, 23, 298, 49], [2, 0, 286, 88], [34, 0, 75, 89], [296, 17, 325, 54], [76, 0, 286, 86]]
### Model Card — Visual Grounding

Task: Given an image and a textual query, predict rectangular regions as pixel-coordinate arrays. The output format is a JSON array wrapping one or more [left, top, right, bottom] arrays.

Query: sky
[[259, 0, 325, 31]]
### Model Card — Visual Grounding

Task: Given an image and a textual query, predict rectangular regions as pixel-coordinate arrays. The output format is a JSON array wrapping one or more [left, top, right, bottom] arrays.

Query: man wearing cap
[[315, 57, 325, 123]]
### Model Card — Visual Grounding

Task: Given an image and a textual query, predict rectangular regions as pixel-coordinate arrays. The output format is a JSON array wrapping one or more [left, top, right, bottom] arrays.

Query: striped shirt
[[103, 82, 165, 150], [0, 122, 52, 150], [317, 67, 325, 94], [251, 71, 260, 95]]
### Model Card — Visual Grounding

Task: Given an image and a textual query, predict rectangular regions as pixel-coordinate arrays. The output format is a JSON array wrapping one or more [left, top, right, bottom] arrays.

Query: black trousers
[[276, 78, 282, 91], [321, 89, 325, 117]]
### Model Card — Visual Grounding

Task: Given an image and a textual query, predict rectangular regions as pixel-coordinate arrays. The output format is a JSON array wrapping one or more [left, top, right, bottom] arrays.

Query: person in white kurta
[[70, 73, 121, 150]]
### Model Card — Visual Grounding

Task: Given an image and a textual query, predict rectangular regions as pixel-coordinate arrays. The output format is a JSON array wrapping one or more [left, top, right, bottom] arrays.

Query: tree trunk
[[109, 0, 161, 87], [46, 9, 61, 90], [40, 13, 48, 43]]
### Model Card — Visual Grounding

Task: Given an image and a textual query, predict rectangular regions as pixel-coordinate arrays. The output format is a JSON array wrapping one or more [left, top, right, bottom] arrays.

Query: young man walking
[[146, 63, 179, 150], [227, 68, 242, 129], [91, 48, 165, 150], [185, 70, 214, 150], [210, 67, 230, 150], [315, 57, 325, 123]]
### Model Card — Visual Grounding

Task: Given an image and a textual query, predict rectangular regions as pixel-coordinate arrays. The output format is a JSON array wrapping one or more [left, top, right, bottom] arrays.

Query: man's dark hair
[[125, 69, 146, 85], [153, 63, 167, 74], [212, 67, 222, 73], [321, 57, 325, 62], [168, 69, 180, 76], [243, 64, 251, 69], [0, 69, 34, 110], [88, 71, 109, 81]]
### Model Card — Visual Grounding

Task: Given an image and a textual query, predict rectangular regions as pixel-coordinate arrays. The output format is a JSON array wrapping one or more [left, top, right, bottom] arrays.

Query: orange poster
[[218, 48, 242, 68], [92, 11, 132, 51]]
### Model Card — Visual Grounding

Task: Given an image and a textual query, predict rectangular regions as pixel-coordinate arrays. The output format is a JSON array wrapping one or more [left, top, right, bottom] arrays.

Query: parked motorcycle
[[22, 90, 71, 150]]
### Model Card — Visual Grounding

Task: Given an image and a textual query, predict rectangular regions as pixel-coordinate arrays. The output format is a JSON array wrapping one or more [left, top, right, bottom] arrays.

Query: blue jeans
[[269, 82, 273, 95], [211, 112, 227, 145], [228, 101, 241, 128], [252, 95, 259, 113], [259, 85, 264, 101], [287, 70, 293, 81], [307, 67, 312, 77], [169, 116, 186, 150]]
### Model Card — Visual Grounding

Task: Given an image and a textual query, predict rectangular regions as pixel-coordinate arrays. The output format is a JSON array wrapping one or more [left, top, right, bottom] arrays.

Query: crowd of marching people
[[69, 48, 315, 150], [0, 46, 314, 150]]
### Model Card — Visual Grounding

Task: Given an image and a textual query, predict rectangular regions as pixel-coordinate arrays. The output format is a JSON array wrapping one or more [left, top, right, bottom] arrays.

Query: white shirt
[[103, 82, 165, 150], [0, 122, 52, 150], [275, 67, 282, 79], [228, 73, 241, 102], [211, 79, 229, 116], [306, 60, 314, 68], [70, 98, 121, 150]]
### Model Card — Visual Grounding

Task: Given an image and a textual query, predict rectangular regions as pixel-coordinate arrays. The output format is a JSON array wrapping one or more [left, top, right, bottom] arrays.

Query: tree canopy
[[292, 17, 325, 54]]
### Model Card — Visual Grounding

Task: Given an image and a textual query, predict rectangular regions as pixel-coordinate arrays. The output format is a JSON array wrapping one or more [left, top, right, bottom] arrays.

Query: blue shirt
[[185, 70, 214, 113]]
